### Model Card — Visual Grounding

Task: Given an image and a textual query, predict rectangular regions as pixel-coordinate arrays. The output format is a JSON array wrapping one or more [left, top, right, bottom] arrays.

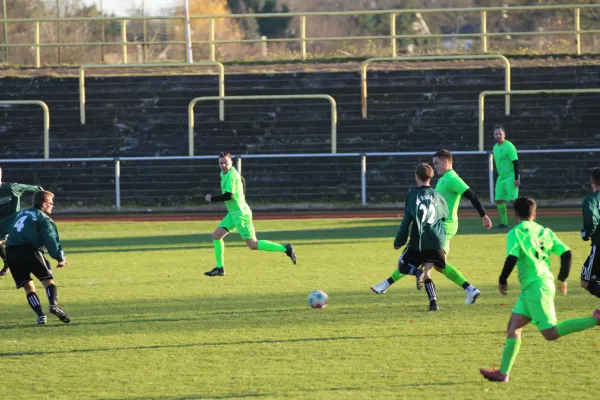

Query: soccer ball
[[307, 290, 328, 309]]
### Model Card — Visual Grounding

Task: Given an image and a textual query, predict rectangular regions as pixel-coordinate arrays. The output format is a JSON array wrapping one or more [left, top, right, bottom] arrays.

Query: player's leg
[[435, 235, 480, 304], [494, 178, 510, 228], [580, 245, 600, 298], [421, 264, 439, 311], [0, 239, 9, 276], [7, 246, 47, 324], [240, 213, 296, 264], [480, 296, 531, 382], [29, 251, 70, 323], [205, 215, 232, 277], [371, 248, 409, 294]]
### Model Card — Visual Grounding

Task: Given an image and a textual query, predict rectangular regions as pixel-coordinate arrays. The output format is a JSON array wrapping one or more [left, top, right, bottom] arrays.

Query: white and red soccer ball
[[307, 290, 328, 309]]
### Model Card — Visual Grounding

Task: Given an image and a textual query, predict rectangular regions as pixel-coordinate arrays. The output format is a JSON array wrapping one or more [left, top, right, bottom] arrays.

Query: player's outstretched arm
[[556, 250, 572, 296], [462, 188, 492, 229], [207, 192, 232, 202]]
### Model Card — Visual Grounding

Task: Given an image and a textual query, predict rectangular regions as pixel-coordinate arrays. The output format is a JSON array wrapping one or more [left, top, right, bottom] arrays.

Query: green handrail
[[361, 55, 511, 119], [0, 100, 50, 159], [79, 62, 225, 125], [188, 95, 337, 156], [478, 89, 600, 151]]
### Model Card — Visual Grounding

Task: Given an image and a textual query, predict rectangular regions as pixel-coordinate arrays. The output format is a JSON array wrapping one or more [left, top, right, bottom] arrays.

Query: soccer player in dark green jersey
[[0, 168, 43, 277], [480, 197, 600, 382], [372, 150, 491, 305], [204, 152, 296, 277], [391, 163, 449, 311], [580, 167, 600, 298], [6, 190, 70, 325], [493, 125, 520, 228]]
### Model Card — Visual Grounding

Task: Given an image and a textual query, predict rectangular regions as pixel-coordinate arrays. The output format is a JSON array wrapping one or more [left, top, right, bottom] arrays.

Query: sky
[[82, 0, 176, 17]]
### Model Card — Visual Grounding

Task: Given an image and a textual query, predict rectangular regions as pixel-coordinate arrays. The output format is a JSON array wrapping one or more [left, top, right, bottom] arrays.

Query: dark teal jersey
[[6, 207, 65, 262], [394, 186, 449, 251], [0, 183, 43, 219], [581, 190, 600, 245]]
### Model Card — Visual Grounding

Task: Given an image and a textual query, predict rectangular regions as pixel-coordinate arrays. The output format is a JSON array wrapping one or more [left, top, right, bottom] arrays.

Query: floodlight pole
[[183, 0, 193, 63]]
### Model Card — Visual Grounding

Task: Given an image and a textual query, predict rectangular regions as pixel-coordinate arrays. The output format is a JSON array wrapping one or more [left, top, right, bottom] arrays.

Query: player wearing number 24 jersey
[[5, 190, 70, 325]]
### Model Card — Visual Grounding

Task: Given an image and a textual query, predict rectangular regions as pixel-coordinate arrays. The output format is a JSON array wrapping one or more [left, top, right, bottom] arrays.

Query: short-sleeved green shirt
[[493, 140, 518, 178], [435, 169, 469, 235], [506, 221, 569, 290], [220, 167, 250, 215]]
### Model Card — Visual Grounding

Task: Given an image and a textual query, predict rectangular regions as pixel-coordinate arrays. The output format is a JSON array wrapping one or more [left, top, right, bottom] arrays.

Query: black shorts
[[581, 245, 600, 282], [398, 246, 446, 269], [6, 244, 53, 289]]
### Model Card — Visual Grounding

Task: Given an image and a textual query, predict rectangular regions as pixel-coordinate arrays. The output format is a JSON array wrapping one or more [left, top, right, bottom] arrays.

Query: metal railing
[[1, 149, 598, 210], [79, 62, 226, 124], [361, 54, 511, 118], [478, 88, 600, 151], [2, 4, 600, 66], [0, 100, 50, 159], [188, 95, 338, 156]]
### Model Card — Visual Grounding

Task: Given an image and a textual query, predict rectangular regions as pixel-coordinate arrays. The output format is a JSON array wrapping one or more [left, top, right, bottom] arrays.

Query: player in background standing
[[480, 196, 599, 382], [372, 150, 491, 304], [6, 190, 70, 325], [391, 163, 449, 311], [0, 168, 44, 277], [579, 167, 600, 298], [204, 152, 296, 277], [493, 125, 520, 228]]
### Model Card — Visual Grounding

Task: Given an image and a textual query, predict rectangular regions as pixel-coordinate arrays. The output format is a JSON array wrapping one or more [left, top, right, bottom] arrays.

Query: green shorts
[[512, 281, 557, 331], [495, 176, 519, 202], [218, 212, 256, 240]]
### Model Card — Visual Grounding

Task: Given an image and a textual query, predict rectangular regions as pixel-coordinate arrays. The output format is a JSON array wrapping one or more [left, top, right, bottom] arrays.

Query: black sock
[[586, 281, 600, 298], [386, 277, 395, 285], [424, 278, 437, 302], [26, 292, 45, 317], [46, 284, 58, 306], [461, 282, 471, 290]]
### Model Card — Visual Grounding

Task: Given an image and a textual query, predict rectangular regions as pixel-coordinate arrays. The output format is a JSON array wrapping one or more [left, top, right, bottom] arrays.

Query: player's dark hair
[[494, 124, 505, 132], [33, 190, 54, 208], [433, 149, 452, 162], [513, 196, 536, 220], [591, 167, 600, 185], [415, 163, 434, 182], [219, 152, 232, 159]]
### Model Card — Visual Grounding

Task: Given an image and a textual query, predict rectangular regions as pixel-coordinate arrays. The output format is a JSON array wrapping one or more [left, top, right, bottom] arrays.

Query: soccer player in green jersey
[[0, 168, 44, 277], [493, 125, 520, 228], [392, 163, 449, 311], [480, 197, 600, 382], [372, 150, 491, 305], [580, 167, 600, 298], [204, 152, 296, 277], [6, 190, 70, 325]]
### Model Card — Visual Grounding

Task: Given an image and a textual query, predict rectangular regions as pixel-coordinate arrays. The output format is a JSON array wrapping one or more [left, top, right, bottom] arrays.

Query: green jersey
[[435, 169, 469, 235], [220, 167, 250, 215], [6, 207, 66, 262], [0, 183, 43, 236], [581, 190, 600, 245], [506, 221, 569, 289], [394, 186, 449, 251], [493, 140, 518, 178]]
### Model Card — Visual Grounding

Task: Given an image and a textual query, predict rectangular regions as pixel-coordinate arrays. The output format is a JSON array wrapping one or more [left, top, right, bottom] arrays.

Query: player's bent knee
[[580, 279, 590, 289], [246, 240, 259, 250], [541, 328, 560, 341]]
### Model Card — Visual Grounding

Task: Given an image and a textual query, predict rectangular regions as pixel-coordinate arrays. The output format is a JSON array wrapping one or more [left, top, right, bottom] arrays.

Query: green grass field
[[0, 215, 597, 400]]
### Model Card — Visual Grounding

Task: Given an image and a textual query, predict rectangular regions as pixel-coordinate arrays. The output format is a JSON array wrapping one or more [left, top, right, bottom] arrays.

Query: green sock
[[390, 269, 405, 283], [257, 240, 286, 252], [499, 338, 521, 375], [213, 239, 224, 268], [556, 316, 598, 337], [442, 263, 468, 287], [497, 203, 508, 225]]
